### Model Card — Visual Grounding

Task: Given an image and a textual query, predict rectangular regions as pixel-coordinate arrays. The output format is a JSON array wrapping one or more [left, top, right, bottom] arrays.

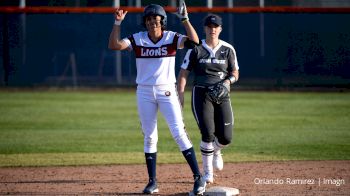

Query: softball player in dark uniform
[[177, 14, 239, 184]]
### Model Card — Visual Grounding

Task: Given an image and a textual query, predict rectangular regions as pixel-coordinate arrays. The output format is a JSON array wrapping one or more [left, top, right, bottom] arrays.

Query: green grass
[[0, 90, 349, 166]]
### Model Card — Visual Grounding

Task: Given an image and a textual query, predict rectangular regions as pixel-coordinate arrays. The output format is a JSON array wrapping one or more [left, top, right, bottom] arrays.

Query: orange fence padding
[[0, 6, 350, 14]]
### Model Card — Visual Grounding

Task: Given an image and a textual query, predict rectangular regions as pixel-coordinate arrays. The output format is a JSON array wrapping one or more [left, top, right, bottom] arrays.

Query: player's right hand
[[178, 92, 185, 108], [114, 9, 128, 21]]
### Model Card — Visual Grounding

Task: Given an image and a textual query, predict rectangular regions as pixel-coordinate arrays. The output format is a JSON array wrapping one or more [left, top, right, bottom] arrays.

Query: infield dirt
[[0, 160, 349, 195]]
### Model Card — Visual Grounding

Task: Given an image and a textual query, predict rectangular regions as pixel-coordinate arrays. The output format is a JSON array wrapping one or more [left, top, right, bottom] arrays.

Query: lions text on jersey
[[123, 31, 186, 85]]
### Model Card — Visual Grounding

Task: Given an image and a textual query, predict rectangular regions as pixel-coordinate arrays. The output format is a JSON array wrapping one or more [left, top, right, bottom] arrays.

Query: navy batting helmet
[[142, 4, 167, 28]]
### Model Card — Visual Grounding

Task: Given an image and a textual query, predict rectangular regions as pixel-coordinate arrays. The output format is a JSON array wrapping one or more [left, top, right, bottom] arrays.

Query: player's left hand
[[207, 81, 230, 104], [175, 1, 189, 22]]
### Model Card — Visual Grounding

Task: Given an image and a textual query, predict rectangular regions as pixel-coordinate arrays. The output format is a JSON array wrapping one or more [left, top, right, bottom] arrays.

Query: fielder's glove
[[207, 81, 230, 104], [175, 1, 189, 22]]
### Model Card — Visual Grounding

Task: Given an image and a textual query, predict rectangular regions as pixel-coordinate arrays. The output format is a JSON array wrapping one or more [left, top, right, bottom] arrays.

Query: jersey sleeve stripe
[[181, 49, 192, 70], [221, 41, 239, 71]]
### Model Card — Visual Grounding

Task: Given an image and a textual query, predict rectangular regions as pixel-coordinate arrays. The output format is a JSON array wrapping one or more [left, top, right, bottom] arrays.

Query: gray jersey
[[181, 39, 239, 86]]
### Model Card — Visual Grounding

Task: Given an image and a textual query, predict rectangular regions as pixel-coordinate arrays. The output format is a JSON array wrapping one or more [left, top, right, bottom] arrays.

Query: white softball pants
[[137, 84, 193, 153]]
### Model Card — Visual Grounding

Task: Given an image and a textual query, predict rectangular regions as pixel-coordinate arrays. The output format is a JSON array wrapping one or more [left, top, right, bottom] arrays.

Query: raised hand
[[114, 9, 128, 22], [176, 1, 189, 22]]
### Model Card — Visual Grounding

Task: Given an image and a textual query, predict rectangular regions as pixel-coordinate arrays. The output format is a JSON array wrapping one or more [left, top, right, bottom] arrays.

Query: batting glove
[[176, 1, 189, 22]]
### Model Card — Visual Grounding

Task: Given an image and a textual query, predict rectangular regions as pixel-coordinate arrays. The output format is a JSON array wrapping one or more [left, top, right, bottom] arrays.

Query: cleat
[[143, 179, 159, 194], [193, 175, 206, 195], [213, 151, 223, 171], [203, 172, 214, 184]]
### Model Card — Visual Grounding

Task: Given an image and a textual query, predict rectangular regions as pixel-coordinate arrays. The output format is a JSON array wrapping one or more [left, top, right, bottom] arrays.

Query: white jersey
[[123, 31, 186, 85]]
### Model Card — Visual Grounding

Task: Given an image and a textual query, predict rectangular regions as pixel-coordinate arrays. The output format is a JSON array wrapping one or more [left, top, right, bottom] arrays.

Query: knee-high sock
[[182, 147, 201, 177], [145, 152, 157, 180], [200, 141, 214, 174]]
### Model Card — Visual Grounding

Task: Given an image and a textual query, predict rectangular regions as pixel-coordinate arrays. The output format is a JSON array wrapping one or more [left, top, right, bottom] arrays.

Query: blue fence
[[1, 12, 349, 88]]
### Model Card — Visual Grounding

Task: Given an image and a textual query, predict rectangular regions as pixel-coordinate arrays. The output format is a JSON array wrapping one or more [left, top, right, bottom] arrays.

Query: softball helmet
[[142, 4, 167, 28]]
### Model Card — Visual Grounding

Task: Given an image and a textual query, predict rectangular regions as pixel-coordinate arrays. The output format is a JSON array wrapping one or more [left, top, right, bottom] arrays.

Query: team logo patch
[[165, 91, 171, 96]]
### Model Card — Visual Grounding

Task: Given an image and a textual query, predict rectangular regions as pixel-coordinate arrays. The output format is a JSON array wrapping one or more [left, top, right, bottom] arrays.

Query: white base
[[204, 186, 239, 196]]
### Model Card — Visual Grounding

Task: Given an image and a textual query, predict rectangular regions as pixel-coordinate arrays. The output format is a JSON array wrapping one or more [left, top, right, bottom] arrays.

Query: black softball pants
[[191, 86, 234, 145]]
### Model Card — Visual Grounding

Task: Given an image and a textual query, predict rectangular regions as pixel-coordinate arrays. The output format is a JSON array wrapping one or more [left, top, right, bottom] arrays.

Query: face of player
[[205, 24, 222, 40], [145, 15, 162, 32]]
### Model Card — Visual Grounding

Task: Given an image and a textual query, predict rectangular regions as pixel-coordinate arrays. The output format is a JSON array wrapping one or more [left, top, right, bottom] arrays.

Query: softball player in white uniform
[[108, 3, 206, 195]]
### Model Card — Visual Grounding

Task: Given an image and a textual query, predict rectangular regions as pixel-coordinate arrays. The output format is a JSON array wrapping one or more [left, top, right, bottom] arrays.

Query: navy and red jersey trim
[[128, 33, 179, 58]]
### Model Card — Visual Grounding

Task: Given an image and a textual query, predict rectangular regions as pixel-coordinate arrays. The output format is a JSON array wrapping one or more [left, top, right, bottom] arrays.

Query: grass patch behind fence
[[0, 90, 349, 166]]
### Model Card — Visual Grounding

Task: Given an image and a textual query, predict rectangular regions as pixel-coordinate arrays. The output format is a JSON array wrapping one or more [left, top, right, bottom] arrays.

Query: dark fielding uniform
[[181, 39, 239, 144]]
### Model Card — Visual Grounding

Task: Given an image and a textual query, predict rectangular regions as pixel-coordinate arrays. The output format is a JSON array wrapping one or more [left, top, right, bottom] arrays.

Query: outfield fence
[[1, 6, 350, 88]]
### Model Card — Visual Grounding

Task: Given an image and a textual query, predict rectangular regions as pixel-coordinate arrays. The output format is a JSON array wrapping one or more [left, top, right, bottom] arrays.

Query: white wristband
[[228, 76, 237, 84], [114, 20, 122, 26]]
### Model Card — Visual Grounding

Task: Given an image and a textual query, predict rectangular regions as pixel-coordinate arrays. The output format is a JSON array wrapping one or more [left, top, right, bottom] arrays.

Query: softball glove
[[207, 81, 230, 104]]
